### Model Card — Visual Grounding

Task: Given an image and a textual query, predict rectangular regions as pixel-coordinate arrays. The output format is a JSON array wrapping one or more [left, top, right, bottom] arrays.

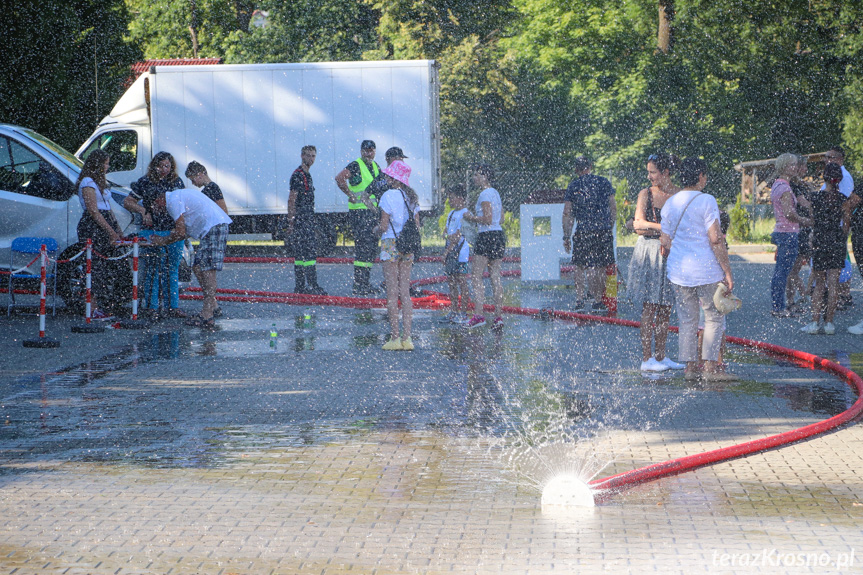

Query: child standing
[[442, 184, 471, 323]]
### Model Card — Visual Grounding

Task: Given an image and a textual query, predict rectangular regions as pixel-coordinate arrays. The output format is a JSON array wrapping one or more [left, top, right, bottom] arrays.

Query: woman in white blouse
[[660, 158, 734, 381]]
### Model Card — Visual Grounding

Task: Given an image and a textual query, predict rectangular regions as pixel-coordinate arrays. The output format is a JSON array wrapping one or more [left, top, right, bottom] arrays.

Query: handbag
[[713, 282, 742, 314], [444, 210, 465, 274], [390, 190, 421, 255], [660, 192, 702, 258]]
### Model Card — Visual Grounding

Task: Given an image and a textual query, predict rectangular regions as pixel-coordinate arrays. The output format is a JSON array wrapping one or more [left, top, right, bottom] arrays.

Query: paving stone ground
[[0, 251, 862, 574]]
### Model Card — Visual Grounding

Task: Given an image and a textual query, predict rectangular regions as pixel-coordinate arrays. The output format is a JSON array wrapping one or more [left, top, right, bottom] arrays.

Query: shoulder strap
[[388, 190, 413, 238], [446, 210, 465, 251], [669, 192, 703, 241]]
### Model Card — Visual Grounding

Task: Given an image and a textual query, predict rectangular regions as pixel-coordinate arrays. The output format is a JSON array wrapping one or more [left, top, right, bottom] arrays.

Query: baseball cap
[[385, 147, 408, 160], [361, 140, 376, 150]]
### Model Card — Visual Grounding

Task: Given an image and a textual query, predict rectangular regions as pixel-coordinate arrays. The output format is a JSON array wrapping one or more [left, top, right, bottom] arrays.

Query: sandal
[[185, 315, 215, 328]]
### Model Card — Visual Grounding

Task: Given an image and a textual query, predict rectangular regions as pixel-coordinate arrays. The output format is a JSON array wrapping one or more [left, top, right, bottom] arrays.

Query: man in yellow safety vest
[[335, 140, 382, 295]]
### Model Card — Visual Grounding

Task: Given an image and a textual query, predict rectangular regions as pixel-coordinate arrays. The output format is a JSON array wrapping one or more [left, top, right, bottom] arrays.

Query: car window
[[82, 130, 138, 172], [0, 135, 75, 201]]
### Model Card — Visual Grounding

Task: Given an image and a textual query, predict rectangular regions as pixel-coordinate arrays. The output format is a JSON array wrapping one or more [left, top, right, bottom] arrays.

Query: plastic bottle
[[269, 323, 278, 351]]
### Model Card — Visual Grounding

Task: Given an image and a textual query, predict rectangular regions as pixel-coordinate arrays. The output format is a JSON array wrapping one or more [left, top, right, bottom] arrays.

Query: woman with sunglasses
[[628, 153, 684, 372]]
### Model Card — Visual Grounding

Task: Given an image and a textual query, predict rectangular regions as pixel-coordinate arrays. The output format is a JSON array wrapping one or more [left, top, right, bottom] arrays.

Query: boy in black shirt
[[185, 161, 228, 214]]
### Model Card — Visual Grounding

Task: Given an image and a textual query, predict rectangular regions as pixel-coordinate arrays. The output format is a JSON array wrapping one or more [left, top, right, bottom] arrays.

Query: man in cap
[[562, 155, 617, 312], [336, 140, 383, 295]]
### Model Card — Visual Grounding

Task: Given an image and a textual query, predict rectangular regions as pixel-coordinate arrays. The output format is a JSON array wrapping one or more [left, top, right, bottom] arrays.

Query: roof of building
[[131, 58, 223, 79]]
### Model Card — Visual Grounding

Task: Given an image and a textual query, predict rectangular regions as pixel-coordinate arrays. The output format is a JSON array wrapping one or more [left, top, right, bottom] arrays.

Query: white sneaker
[[439, 312, 456, 324], [640, 358, 669, 372], [452, 313, 471, 325], [800, 321, 821, 335], [823, 322, 835, 335], [659, 357, 685, 370], [848, 319, 863, 335]]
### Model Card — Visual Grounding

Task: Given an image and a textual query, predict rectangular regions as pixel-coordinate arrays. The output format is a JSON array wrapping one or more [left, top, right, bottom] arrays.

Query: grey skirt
[[626, 236, 675, 306]]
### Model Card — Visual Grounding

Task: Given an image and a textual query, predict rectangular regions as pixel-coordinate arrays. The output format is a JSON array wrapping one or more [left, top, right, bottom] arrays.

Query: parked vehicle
[[0, 124, 136, 314], [76, 60, 442, 253]]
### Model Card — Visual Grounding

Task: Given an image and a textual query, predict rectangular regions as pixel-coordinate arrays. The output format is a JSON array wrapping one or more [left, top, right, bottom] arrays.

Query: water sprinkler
[[541, 474, 595, 507]]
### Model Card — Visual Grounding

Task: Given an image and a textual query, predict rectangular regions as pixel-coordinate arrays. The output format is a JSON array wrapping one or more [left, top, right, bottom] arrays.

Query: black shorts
[[474, 230, 506, 260], [571, 229, 615, 267]]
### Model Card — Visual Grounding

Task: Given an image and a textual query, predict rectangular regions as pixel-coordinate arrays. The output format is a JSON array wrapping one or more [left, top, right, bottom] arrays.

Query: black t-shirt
[[201, 181, 224, 203], [564, 174, 615, 231], [130, 175, 185, 231], [365, 174, 388, 201], [290, 166, 315, 218], [345, 159, 380, 190]]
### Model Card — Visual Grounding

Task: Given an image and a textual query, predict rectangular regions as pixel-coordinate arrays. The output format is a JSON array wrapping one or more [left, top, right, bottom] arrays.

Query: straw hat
[[713, 283, 742, 314]]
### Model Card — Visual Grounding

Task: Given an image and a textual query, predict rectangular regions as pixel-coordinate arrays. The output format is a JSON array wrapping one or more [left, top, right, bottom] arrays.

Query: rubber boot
[[361, 266, 381, 295], [306, 265, 327, 296], [352, 266, 366, 295], [293, 265, 307, 294]]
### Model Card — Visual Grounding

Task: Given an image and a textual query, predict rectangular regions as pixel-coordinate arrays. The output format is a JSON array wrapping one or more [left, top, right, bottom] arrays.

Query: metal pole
[[132, 237, 139, 320], [85, 238, 93, 323], [38, 245, 47, 338]]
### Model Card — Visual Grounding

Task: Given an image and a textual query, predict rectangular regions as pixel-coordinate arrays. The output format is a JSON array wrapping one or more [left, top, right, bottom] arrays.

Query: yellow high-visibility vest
[[347, 159, 380, 210]]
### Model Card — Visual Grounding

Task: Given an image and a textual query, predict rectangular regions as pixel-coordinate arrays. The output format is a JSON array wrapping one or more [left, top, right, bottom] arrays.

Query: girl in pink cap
[[373, 160, 421, 350]]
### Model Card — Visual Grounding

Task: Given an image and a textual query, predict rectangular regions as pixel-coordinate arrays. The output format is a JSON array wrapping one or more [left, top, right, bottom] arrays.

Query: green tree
[[364, 0, 582, 208], [223, 0, 378, 63], [0, 0, 140, 150], [810, 1, 863, 171], [126, 0, 379, 63], [125, 0, 240, 58], [504, 0, 849, 199]]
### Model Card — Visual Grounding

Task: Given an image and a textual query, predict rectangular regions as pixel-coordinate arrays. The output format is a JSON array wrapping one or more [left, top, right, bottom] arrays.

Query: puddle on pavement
[[0, 307, 857, 479]]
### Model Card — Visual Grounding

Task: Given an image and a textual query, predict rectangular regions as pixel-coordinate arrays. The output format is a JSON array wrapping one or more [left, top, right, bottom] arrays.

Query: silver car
[[0, 124, 136, 314]]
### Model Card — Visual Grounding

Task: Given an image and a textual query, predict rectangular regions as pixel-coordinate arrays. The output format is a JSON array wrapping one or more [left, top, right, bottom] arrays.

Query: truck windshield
[[18, 127, 83, 172]]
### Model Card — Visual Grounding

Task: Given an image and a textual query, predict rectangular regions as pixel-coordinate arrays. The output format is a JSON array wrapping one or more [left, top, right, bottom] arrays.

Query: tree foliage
[[0, 0, 140, 150], [3, 0, 862, 195], [125, 0, 378, 63], [504, 0, 851, 198]]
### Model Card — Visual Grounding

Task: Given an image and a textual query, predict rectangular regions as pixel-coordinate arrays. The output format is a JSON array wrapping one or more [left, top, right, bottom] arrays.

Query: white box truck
[[76, 60, 441, 252]]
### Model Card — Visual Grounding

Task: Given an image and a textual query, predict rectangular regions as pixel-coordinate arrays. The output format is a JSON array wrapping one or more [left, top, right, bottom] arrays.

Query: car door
[[0, 134, 75, 270]]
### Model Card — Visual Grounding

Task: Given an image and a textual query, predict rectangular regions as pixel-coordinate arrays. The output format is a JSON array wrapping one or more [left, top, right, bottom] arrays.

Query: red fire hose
[[180, 268, 862, 500]]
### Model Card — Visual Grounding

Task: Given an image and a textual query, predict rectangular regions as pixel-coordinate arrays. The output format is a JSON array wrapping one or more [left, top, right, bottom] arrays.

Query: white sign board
[[519, 204, 569, 281]]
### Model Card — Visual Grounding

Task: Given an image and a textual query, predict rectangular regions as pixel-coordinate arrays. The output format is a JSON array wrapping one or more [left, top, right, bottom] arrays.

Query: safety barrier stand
[[71, 239, 106, 334], [117, 237, 150, 329], [23, 244, 60, 348]]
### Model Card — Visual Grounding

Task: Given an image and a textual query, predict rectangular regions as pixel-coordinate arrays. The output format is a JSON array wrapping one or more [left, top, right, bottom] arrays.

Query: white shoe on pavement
[[800, 321, 821, 334], [640, 358, 669, 372], [823, 322, 835, 335], [659, 357, 685, 370], [848, 319, 863, 335]]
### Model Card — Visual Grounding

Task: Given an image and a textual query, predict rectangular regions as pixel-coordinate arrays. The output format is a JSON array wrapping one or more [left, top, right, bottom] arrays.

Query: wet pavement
[[1, 251, 862, 574]]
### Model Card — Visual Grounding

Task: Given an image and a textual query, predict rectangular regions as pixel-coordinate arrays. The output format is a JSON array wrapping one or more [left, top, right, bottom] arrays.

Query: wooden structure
[[734, 151, 829, 206]]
